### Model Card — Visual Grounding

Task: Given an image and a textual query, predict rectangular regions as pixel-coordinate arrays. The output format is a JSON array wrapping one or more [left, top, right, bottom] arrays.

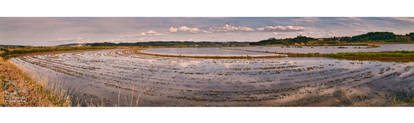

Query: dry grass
[[0, 46, 139, 107], [0, 58, 69, 106]]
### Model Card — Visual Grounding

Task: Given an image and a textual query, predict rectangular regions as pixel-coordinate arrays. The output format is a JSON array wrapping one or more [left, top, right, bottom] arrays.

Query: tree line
[[251, 32, 414, 45]]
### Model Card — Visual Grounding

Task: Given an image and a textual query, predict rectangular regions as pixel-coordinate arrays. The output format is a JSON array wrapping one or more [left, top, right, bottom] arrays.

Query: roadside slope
[[0, 58, 69, 106]]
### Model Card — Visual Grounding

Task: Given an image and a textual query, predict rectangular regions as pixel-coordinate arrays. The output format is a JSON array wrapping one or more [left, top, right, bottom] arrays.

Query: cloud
[[208, 24, 255, 32], [169, 27, 178, 32], [120, 30, 163, 38], [169, 24, 305, 34], [169, 26, 203, 33], [347, 17, 363, 21], [393, 17, 414, 23], [336, 17, 363, 22], [142, 30, 163, 36], [256, 26, 305, 32], [291, 17, 320, 23]]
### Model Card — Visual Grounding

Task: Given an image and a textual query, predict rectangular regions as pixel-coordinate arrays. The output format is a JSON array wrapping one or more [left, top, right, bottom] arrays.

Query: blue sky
[[1, 17, 414, 46]]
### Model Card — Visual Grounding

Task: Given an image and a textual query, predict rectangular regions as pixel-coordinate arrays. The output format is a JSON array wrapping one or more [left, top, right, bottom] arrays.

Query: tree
[[407, 32, 414, 41], [350, 32, 396, 42]]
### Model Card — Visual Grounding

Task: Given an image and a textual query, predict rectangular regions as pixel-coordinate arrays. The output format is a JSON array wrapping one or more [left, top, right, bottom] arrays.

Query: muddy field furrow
[[10, 49, 414, 106]]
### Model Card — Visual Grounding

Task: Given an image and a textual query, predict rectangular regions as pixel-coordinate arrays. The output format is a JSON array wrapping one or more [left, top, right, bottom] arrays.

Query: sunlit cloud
[[169, 27, 178, 32], [208, 24, 255, 32], [120, 30, 163, 38], [169, 24, 305, 34], [1, 17, 414, 46], [256, 25, 305, 32], [169, 26, 204, 33]]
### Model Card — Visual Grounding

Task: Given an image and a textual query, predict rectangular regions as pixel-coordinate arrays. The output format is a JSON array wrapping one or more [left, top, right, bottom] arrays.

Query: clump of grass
[[405, 96, 414, 104], [392, 91, 414, 105]]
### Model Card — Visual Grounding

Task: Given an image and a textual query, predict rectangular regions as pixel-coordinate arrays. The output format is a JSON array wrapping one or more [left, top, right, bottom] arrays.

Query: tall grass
[[0, 59, 69, 106]]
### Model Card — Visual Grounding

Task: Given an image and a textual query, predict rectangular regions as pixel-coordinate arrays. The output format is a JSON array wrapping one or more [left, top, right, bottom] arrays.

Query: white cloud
[[169, 24, 305, 34], [208, 24, 255, 32], [143, 30, 162, 36], [179, 26, 201, 33], [256, 26, 305, 32], [169, 27, 178, 32], [120, 30, 163, 38], [169, 26, 203, 33]]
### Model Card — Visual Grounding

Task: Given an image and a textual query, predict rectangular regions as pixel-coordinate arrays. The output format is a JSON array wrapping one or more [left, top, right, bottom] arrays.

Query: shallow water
[[10, 49, 414, 106], [141, 47, 280, 56], [227, 44, 414, 53]]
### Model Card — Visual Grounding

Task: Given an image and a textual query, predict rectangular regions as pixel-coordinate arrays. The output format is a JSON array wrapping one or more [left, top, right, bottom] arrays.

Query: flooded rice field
[[9, 48, 414, 106], [227, 44, 414, 53], [141, 47, 280, 57]]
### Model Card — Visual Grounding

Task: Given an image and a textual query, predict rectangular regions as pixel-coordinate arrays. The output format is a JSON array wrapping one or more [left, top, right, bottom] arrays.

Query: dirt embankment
[[0, 58, 69, 106]]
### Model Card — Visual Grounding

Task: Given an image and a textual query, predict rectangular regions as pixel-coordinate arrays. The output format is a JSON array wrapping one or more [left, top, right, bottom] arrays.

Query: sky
[[1, 17, 414, 46]]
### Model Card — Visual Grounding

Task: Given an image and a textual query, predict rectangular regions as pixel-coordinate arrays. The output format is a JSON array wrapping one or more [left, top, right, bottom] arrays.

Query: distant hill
[[56, 32, 414, 47], [63, 41, 250, 47], [250, 35, 317, 45], [0, 45, 27, 48], [251, 32, 414, 45]]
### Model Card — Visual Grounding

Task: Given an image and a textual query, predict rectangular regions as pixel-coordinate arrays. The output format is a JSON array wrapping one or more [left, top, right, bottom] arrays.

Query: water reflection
[[10, 49, 414, 106]]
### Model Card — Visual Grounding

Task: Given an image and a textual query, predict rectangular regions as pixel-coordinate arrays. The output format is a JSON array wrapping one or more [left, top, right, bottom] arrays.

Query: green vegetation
[[392, 91, 414, 105], [0, 47, 9, 52], [251, 32, 414, 46], [250, 35, 317, 45], [50, 32, 414, 47], [286, 51, 414, 62], [406, 96, 414, 104]]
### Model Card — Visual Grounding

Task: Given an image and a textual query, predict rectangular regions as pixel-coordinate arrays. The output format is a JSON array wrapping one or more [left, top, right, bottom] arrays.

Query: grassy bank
[[0, 46, 124, 106], [0, 57, 70, 106], [286, 51, 414, 62]]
